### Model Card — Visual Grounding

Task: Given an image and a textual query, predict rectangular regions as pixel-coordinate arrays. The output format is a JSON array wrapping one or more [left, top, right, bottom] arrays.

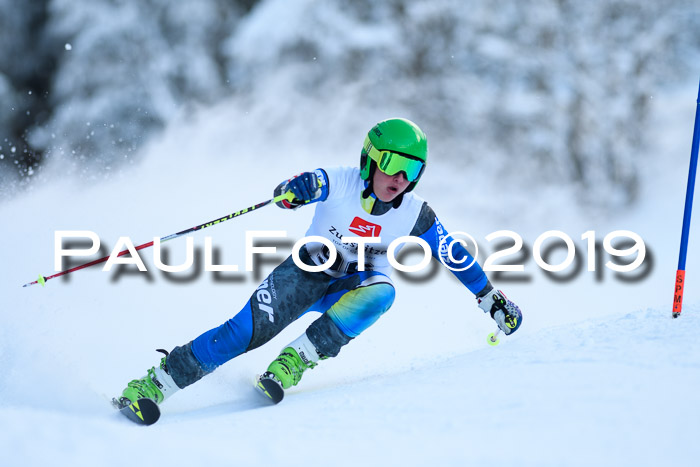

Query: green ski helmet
[[360, 118, 428, 193]]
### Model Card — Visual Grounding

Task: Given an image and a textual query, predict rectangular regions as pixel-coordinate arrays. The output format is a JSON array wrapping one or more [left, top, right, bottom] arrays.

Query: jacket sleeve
[[410, 202, 491, 296]]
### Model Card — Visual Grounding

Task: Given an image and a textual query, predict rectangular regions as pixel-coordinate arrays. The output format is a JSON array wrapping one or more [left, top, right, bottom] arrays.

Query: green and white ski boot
[[257, 334, 321, 404], [112, 349, 180, 425]]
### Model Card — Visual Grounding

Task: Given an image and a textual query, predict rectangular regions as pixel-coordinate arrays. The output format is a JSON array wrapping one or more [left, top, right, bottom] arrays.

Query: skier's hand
[[477, 288, 522, 335], [288, 172, 321, 202], [274, 172, 321, 209]]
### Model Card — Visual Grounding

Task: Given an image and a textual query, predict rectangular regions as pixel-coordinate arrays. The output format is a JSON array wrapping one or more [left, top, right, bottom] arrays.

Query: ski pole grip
[[673, 269, 685, 317]]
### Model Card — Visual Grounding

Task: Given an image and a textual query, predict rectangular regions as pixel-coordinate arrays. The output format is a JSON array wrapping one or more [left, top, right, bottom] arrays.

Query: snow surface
[[1, 80, 699, 466]]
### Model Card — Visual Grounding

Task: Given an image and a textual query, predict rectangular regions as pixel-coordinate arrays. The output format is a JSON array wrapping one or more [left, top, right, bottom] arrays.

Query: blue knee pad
[[326, 282, 395, 338]]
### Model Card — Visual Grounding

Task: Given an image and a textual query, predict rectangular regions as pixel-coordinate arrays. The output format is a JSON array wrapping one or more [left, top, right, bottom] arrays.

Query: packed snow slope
[[1, 307, 698, 467], [1, 85, 699, 466]]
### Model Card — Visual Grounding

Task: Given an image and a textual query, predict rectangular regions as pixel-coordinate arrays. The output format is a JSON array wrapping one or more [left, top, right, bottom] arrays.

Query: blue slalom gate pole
[[673, 79, 700, 318]]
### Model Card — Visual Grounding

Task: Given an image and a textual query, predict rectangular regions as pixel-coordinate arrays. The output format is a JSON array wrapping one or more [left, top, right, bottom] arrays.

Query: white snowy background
[[1, 1, 699, 466]]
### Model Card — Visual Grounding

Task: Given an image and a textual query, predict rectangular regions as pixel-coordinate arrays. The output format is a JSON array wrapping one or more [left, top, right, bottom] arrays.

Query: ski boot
[[257, 334, 322, 404], [112, 349, 180, 410]]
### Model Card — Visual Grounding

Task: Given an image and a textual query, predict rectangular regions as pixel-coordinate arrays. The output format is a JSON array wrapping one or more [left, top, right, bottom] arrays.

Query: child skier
[[114, 118, 522, 409]]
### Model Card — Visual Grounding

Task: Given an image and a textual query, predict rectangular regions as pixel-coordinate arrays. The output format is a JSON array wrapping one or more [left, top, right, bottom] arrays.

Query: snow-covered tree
[[28, 0, 253, 179], [0, 0, 54, 195], [1, 0, 699, 207], [224, 0, 699, 206]]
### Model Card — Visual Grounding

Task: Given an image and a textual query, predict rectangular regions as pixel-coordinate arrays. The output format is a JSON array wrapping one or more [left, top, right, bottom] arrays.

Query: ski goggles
[[366, 144, 425, 182]]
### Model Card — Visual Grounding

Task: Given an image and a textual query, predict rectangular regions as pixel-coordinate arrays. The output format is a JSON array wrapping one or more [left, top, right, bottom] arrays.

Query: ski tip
[[672, 311, 681, 319], [256, 374, 285, 404], [114, 397, 161, 426]]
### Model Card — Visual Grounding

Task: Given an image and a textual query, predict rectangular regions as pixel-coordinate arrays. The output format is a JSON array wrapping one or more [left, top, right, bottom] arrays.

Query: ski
[[112, 397, 161, 426], [110, 375, 279, 426], [256, 374, 285, 404]]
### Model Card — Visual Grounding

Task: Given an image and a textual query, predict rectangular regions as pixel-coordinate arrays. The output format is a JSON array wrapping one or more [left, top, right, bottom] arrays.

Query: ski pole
[[672, 79, 700, 318], [22, 190, 297, 288]]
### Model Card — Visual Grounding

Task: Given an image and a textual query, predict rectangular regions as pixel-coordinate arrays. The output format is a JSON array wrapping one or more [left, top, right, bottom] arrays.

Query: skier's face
[[373, 168, 410, 202]]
